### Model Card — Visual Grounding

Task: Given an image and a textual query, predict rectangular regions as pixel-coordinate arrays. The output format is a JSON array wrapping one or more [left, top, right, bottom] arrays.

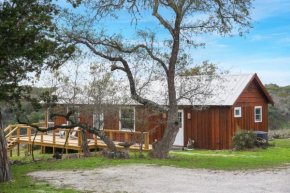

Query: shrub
[[232, 128, 257, 151], [269, 130, 290, 139]]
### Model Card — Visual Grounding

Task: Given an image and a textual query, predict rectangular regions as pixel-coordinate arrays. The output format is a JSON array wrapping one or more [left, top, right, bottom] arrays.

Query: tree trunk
[[147, 107, 179, 158], [80, 129, 91, 157], [78, 122, 118, 152], [0, 110, 13, 182], [148, 22, 181, 158], [139, 130, 144, 158]]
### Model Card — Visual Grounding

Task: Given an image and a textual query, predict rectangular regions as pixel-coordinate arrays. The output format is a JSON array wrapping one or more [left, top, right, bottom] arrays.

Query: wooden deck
[[5, 124, 152, 157]]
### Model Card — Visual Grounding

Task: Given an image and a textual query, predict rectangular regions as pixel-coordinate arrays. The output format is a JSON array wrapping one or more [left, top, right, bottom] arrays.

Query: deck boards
[[11, 134, 152, 152]]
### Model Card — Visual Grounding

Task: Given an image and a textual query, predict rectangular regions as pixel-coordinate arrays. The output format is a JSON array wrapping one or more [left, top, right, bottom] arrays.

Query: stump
[[52, 152, 62, 159], [102, 149, 128, 159]]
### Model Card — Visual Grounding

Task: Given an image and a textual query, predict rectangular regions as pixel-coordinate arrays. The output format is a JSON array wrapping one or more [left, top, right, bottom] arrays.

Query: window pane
[[94, 113, 104, 130], [256, 115, 261, 121], [121, 109, 134, 119], [178, 112, 182, 124], [255, 108, 261, 115], [235, 109, 240, 115], [121, 108, 134, 130], [121, 119, 134, 130]]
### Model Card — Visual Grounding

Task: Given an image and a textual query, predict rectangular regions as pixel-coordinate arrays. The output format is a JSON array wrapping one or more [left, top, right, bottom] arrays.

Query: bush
[[269, 130, 290, 139], [232, 129, 257, 151]]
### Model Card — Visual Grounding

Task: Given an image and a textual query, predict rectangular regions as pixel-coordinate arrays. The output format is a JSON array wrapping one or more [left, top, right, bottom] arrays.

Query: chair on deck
[[69, 127, 79, 139], [59, 124, 66, 138]]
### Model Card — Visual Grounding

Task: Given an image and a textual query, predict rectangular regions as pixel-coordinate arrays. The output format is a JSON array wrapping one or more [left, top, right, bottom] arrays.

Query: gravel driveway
[[28, 164, 290, 193]]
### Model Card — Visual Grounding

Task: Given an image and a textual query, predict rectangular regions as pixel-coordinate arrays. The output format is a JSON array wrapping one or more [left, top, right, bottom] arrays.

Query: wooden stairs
[[4, 125, 20, 152], [6, 138, 19, 151]]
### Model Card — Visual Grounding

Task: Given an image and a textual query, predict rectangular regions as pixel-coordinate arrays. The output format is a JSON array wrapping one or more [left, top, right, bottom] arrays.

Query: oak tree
[[0, 0, 74, 182], [62, 0, 253, 158]]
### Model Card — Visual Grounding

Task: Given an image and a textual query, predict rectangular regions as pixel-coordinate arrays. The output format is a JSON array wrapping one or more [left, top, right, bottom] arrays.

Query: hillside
[[265, 84, 290, 130]]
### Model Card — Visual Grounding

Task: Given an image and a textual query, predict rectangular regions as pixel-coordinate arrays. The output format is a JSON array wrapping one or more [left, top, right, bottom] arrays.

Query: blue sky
[[58, 0, 290, 86]]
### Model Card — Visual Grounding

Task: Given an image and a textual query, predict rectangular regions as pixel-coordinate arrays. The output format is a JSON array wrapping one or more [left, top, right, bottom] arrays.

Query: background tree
[[61, 0, 253, 158], [0, 0, 75, 182], [23, 57, 130, 157]]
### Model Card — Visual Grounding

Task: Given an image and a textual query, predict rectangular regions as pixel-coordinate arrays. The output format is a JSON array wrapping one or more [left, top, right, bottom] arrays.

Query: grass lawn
[[0, 139, 290, 193]]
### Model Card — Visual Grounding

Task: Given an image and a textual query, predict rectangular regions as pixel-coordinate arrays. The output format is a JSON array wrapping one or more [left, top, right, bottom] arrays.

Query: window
[[178, 111, 183, 128], [234, 107, 242, 118], [255, 106, 262, 122], [93, 113, 104, 130], [47, 108, 54, 134], [120, 108, 135, 131]]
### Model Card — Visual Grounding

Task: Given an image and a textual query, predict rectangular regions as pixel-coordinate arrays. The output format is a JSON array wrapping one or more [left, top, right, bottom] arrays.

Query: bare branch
[[152, 0, 174, 37]]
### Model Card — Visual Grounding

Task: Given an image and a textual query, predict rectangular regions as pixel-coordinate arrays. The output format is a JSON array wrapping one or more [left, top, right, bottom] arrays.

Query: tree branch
[[152, 0, 174, 37]]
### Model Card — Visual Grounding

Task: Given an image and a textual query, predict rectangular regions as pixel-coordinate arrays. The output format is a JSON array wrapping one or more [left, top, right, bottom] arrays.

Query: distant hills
[[265, 84, 290, 130]]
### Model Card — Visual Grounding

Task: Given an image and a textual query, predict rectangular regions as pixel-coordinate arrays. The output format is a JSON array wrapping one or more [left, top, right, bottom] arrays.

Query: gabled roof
[[138, 73, 273, 106], [232, 73, 274, 106], [54, 73, 274, 107]]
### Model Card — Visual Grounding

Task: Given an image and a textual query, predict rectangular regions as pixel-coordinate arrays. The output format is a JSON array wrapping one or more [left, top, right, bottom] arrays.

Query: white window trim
[[119, 107, 135, 131], [93, 113, 104, 130], [47, 108, 54, 134], [234, 107, 242, 118], [254, 106, 262, 123]]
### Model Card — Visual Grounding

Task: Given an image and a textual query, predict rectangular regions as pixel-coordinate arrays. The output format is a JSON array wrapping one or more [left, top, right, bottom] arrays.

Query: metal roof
[[135, 74, 255, 106], [54, 74, 260, 106]]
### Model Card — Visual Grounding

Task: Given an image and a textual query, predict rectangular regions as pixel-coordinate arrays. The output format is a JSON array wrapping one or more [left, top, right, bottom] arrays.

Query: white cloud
[[252, 0, 290, 21], [219, 57, 290, 86]]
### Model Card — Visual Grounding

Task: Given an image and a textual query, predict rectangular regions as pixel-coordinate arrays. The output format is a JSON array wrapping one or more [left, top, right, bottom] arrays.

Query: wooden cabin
[[48, 73, 274, 150]]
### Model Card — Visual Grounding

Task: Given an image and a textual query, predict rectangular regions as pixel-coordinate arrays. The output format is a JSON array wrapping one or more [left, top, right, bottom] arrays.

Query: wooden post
[[41, 132, 43, 142], [42, 146, 46, 154], [53, 130, 56, 144], [27, 127, 31, 142], [78, 131, 82, 146], [65, 130, 69, 146], [44, 108, 48, 128], [17, 127, 20, 140], [94, 134, 97, 145], [17, 143, 20, 156], [28, 144, 32, 154], [125, 132, 128, 142], [53, 147, 55, 155], [109, 131, 113, 140], [144, 132, 149, 150], [9, 126, 12, 140]]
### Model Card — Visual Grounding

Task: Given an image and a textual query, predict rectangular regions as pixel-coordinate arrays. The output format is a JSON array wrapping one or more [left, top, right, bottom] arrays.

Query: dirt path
[[28, 164, 290, 193]]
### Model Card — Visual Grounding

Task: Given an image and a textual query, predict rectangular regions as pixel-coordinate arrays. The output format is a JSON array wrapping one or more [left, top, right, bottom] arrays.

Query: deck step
[[170, 145, 184, 151]]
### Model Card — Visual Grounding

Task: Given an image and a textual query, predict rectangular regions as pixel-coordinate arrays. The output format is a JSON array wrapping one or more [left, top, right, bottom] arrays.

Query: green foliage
[[29, 112, 45, 123], [269, 130, 290, 139], [265, 84, 290, 130], [179, 61, 218, 76], [1, 139, 290, 192], [0, 0, 75, 103], [232, 128, 257, 150]]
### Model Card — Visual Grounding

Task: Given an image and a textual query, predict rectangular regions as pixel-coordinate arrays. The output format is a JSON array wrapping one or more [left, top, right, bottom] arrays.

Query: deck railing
[[5, 124, 150, 152]]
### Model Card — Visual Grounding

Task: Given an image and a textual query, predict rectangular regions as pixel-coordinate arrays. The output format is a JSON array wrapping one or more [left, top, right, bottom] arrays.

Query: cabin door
[[173, 110, 184, 146]]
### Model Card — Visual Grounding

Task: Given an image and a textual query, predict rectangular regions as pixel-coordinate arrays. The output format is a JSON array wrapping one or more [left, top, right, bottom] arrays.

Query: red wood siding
[[234, 79, 269, 107], [233, 78, 269, 132], [184, 107, 233, 150], [231, 105, 268, 133], [51, 77, 270, 149], [53, 107, 67, 126]]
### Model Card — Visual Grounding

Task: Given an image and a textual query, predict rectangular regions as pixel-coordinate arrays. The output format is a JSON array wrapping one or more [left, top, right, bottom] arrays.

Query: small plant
[[232, 126, 256, 151]]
